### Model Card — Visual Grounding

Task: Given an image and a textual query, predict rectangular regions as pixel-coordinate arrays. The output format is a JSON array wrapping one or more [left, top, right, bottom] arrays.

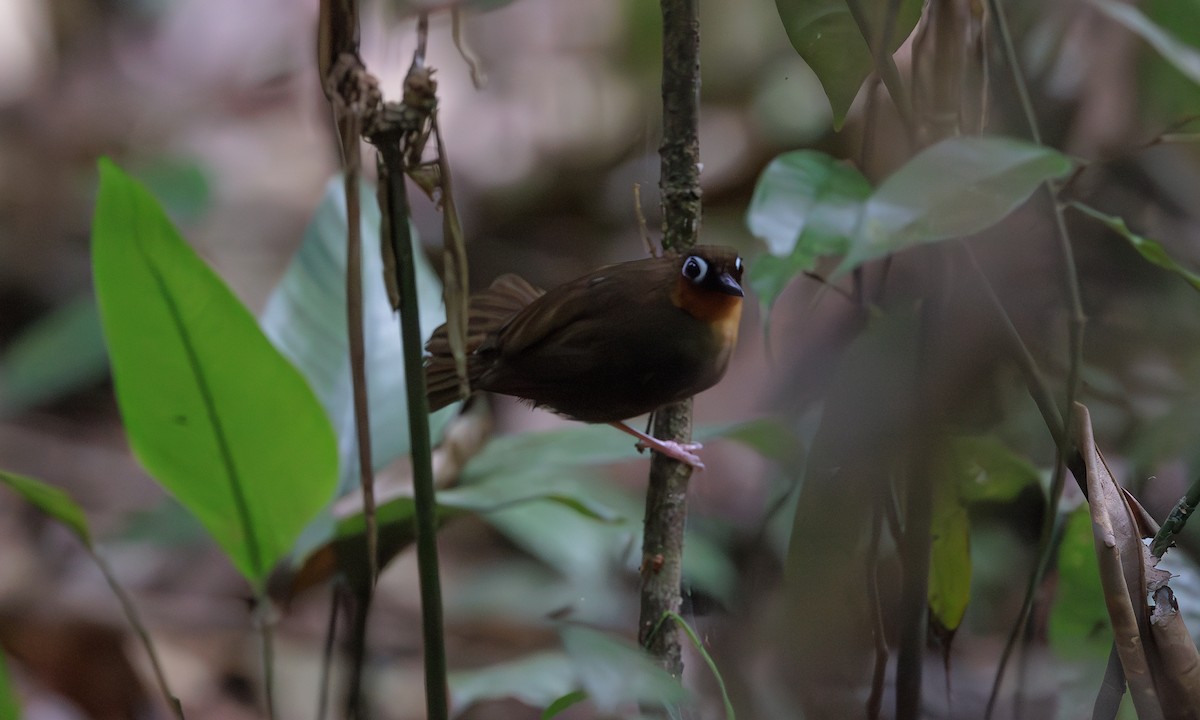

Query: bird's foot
[[634, 439, 705, 470], [610, 421, 705, 470]]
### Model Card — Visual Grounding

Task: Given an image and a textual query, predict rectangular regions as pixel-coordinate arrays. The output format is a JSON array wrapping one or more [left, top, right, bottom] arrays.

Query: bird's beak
[[716, 271, 744, 297]]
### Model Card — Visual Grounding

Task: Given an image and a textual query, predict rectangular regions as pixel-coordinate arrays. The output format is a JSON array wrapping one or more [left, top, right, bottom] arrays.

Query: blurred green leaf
[[0, 650, 18, 720], [837, 137, 1073, 274], [261, 178, 452, 495], [132, 158, 212, 222], [746, 151, 870, 311], [1094, 0, 1200, 85], [541, 690, 588, 719], [449, 651, 578, 717], [951, 435, 1042, 504], [0, 470, 92, 546], [929, 466, 971, 632], [92, 159, 338, 588], [1050, 506, 1112, 659], [0, 296, 108, 416], [1070, 201, 1200, 291], [561, 626, 688, 712], [700, 417, 802, 464], [773, 0, 922, 128], [1140, 0, 1200, 118]]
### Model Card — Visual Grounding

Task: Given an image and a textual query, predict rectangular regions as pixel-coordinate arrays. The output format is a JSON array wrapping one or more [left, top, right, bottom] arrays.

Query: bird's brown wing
[[425, 274, 544, 410], [492, 256, 674, 360]]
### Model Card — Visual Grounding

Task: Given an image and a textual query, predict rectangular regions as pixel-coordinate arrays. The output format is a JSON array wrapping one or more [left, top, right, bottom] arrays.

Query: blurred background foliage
[[1, 0, 1200, 718]]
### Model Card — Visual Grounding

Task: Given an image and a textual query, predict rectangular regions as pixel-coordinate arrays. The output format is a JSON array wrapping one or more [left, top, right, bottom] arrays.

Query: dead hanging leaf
[[1150, 586, 1200, 720], [1073, 402, 1164, 720], [432, 118, 470, 399]]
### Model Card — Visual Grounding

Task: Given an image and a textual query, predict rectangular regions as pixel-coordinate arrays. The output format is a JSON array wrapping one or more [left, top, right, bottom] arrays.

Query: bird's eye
[[734, 257, 743, 274], [682, 256, 708, 282]]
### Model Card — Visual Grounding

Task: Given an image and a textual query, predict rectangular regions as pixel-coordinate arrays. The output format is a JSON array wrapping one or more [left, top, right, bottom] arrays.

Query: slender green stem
[[87, 547, 185, 719], [983, 3, 1089, 716], [378, 142, 448, 720], [1151, 475, 1200, 557]]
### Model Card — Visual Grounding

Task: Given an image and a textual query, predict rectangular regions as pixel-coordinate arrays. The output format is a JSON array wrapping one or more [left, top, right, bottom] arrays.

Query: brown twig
[[636, 0, 701, 680]]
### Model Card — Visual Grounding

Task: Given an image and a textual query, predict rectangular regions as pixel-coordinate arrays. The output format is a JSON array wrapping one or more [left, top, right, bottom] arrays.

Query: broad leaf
[[92, 159, 338, 587], [1049, 507, 1112, 659], [261, 178, 451, 494], [1071, 202, 1200, 291], [449, 651, 578, 716], [746, 151, 870, 310], [951, 435, 1042, 504], [561, 626, 688, 712], [1094, 0, 1200, 86], [838, 137, 1073, 273], [0, 470, 92, 546], [774, 0, 923, 128]]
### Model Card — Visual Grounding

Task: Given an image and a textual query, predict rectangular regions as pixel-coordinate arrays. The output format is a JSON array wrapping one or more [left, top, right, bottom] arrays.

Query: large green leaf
[[1049, 506, 1111, 659], [92, 159, 338, 588], [951, 435, 1042, 504], [0, 470, 92, 546], [838, 136, 1073, 273], [561, 626, 688, 712], [745, 151, 870, 310], [774, 0, 923, 128], [261, 178, 451, 494], [449, 651, 578, 716]]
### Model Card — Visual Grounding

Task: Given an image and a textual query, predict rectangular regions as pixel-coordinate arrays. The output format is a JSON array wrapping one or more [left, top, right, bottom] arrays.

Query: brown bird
[[425, 246, 744, 469]]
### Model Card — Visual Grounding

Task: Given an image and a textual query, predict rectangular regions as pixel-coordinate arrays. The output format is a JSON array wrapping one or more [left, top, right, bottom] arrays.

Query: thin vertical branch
[[377, 143, 449, 720], [636, 0, 701, 678], [87, 547, 185, 720], [982, 2, 1088, 716]]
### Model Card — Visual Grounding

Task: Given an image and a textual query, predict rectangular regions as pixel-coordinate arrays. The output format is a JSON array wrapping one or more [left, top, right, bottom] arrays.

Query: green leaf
[[774, 0, 923, 128], [0, 470, 92, 546], [92, 158, 338, 588], [1070, 201, 1200, 291], [449, 651, 579, 715], [950, 436, 1042, 504], [837, 137, 1073, 274], [1093, 0, 1200, 86], [928, 465, 971, 632], [0, 296, 108, 416], [1050, 506, 1112, 659], [746, 151, 870, 310], [560, 626, 688, 712], [541, 690, 588, 719], [261, 178, 451, 494], [0, 650, 18, 720]]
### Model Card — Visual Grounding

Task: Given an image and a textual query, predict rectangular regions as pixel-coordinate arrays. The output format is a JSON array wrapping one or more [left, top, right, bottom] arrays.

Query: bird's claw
[[634, 440, 705, 470]]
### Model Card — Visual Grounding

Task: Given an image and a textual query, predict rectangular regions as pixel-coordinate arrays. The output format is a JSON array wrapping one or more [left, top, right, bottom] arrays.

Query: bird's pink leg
[[610, 421, 705, 470]]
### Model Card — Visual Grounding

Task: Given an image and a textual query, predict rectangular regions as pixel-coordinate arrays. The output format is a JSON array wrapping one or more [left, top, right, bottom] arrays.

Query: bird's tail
[[424, 274, 544, 411]]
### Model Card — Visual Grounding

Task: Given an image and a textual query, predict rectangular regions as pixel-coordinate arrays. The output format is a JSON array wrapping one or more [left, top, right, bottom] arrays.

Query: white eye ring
[[682, 256, 708, 282]]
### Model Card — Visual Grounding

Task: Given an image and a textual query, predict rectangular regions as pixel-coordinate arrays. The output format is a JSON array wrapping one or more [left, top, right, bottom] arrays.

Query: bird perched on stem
[[425, 246, 744, 469]]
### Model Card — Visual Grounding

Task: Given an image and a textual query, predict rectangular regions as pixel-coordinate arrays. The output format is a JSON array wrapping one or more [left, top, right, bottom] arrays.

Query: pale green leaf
[[838, 137, 1073, 274], [774, 0, 923, 128], [261, 178, 452, 494]]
